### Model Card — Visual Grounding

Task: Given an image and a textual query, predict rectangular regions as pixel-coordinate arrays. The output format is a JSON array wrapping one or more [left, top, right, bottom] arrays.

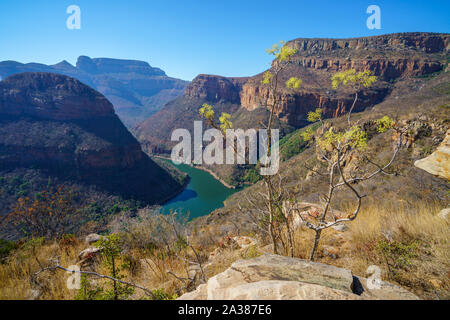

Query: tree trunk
[[309, 229, 322, 261]]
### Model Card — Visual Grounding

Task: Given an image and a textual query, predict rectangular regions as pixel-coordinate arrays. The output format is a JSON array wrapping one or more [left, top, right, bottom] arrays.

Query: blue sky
[[0, 0, 449, 81]]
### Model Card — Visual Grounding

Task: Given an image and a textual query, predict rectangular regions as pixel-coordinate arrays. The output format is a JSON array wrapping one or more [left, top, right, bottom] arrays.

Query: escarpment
[[136, 33, 449, 154], [0, 72, 184, 204]]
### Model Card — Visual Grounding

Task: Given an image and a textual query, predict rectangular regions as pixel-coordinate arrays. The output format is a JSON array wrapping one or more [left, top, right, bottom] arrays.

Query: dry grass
[[0, 238, 85, 300], [290, 200, 449, 299], [0, 201, 447, 300]]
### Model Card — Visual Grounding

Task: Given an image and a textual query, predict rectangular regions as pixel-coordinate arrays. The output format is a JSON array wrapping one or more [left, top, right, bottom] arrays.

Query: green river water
[[161, 161, 240, 219]]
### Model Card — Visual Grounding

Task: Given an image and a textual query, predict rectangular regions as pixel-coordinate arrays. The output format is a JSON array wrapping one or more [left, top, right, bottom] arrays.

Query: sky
[[0, 0, 449, 81]]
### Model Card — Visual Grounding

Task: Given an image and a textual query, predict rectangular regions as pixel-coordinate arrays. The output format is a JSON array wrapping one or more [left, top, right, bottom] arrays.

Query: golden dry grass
[[290, 200, 449, 299], [0, 201, 447, 300]]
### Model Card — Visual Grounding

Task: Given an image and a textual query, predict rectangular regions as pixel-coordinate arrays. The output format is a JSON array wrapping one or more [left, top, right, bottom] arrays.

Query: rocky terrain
[[136, 32, 449, 186], [0, 56, 188, 127], [0, 72, 186, 239], [179, 254, 418, 300]]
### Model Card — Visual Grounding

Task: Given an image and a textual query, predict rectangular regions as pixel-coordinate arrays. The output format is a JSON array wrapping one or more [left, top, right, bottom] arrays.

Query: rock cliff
[[0, 57, 188, 127], [0, 72, 184, 204], [136, 32, 449, 153]]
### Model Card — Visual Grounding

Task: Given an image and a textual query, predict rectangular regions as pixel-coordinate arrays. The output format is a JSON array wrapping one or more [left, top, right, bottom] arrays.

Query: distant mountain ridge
[[0, 72, 186, 238], [0, 56, 188, 127]]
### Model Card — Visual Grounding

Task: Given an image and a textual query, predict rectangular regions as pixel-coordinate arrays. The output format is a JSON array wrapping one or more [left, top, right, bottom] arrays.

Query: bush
[[0, 239, 17, 263]]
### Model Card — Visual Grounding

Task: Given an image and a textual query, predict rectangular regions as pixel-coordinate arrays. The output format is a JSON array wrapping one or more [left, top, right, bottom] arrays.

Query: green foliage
[[150, 289, 178, 300], [219, 112, 233, 131], [0, 239, 17, 263], [75, 274, 104, 300], [331, 69, 378, 90], [307, 108, 323, 123], [318, 126, 367, 151], [240, 245, 261, 260], [261, 71, 273, 85], [300, 127, 315, 142], [376, 116, 395, 133], [344, 126, 368, 150], [286, 77, 302, 89], [199, 104, 233, 134], [266, 40, 298, 62], [93, 234, 134, 300], [243, 167, 261, 183], [199, 103, 215, 121], [376, 239, 420, 280]]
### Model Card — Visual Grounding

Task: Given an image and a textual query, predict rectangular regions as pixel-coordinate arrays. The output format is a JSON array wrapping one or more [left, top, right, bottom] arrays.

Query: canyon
[[136, 32, 449, 156], [0, 72, 185, 238], [0, 56, 188, 127]]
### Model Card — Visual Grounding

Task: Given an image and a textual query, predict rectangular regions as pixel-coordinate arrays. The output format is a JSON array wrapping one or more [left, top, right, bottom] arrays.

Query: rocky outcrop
[[178, 254, 419, 300], [0, 72, 184, 205], [291, 33, 449, 54], [0, 73, 143, 170], [185, 74, 248, 103], [414, 129, 450, 180], [239, 32, 449, 126], [0, 57, 188, 127], [0, 72, 114, 120], [76, 56, 166, 76]]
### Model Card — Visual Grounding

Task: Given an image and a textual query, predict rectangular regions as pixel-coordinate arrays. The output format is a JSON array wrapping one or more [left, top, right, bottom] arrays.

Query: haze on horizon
[[0, 0, 449, 81]]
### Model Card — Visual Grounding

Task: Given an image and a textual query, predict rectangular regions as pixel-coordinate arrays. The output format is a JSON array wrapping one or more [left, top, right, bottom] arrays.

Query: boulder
[[85, 233, 102, 244], [178, 254, 419, 300], [414, 129, 450, 180], [78, 247, 101, 260], [437, 208, 450, 220]]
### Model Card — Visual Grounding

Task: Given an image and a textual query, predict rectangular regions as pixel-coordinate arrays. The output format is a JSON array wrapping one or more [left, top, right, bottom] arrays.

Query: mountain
[[0, 72, 186, 239], [134, 32, 449, 186], [0, 57, 188, 127]]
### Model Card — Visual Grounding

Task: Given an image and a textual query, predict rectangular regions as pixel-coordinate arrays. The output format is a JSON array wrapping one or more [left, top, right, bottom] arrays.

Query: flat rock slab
[[178, 254, 419, 300]]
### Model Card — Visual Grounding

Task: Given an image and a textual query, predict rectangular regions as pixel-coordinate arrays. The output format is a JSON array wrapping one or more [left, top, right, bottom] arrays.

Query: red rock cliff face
[[185, 74, 249, 103], [239, 33, 449, 126], [0, 72, 143, 170]]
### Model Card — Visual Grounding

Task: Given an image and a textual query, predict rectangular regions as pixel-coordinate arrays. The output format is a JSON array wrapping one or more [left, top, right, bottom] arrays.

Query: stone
[[355, 276, 420, 300], [178, 254, 419, 300], [78, 247, 101, 260], [414, 129, 450, 181], [85, 233, 102, 244], [437, 208, 450, 220]]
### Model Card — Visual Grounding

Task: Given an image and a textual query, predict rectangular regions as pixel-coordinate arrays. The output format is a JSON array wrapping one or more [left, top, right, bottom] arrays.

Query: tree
[[296, 69, 402, 260], [200, 41, 302, 257], [331, 69, 378, 126], [5, 186, 79, 239], [93, 234, 134, 300]]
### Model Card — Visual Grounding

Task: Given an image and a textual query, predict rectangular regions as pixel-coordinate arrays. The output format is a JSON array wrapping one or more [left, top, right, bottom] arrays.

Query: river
[[161, 161, 240, 219]]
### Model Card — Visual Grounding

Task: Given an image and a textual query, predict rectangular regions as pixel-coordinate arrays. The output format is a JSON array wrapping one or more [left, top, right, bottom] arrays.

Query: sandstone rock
[[355, 276, 420, 300], [85, 233, 102, 244], [282, 201, 347, 231], [78, 247, 101, 260], [180, 280, 360, 300], [437, 208, 450, 220], [414, 129, 450, 180], [185, 74, 248, 103], [178, 254, 419, 300]]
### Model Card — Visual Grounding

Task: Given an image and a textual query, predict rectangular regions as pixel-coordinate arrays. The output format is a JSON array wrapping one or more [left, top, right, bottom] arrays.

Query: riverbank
[[150, 154, 236, 189]]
